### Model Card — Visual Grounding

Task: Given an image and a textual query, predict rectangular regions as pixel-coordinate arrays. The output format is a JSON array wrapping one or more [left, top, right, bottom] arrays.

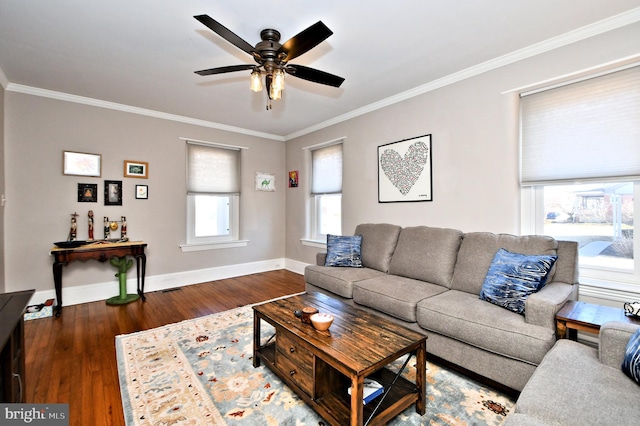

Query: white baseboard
[[29, 258, 308, 307]]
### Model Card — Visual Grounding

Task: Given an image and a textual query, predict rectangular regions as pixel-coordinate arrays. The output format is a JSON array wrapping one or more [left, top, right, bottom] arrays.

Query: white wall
[[4, 93, 286, 301], [284, 22, 640, 270]]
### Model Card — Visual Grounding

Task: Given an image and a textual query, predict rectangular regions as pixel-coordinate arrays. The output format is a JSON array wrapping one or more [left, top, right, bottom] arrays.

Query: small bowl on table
[[310, 313, 334, 331]]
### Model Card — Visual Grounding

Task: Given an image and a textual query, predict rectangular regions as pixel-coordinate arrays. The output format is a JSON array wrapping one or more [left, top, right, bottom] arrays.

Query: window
[[185, 141, 241, 249], [520, 64, 640, 285], [310, 142, 343, 241]]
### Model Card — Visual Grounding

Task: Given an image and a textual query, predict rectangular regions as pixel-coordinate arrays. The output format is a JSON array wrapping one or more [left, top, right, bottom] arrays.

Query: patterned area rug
[[116, 299, 515, 425]]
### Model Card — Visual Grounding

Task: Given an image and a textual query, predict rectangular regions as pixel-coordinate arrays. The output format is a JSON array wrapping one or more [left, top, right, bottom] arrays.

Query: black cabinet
[[0, 289, 34, 403]]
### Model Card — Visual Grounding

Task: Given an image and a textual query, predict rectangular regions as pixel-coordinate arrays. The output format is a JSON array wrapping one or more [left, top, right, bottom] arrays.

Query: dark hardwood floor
[[23, 270, 306, 426]]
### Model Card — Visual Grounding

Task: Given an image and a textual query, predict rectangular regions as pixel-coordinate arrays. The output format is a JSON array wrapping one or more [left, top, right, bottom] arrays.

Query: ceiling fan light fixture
[[250, 69, 263, 92], [269, 84, 282, 100], [272, 68, 285, 91]]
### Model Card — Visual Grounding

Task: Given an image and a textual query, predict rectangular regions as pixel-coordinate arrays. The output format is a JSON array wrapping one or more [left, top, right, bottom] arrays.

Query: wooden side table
[[556, 300, 640, 340]]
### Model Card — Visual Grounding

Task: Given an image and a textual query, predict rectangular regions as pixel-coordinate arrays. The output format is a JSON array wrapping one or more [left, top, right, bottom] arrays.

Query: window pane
[[318, 194, 341, 236], [543, 182, 634, 269], [194, 195, 230, 237]]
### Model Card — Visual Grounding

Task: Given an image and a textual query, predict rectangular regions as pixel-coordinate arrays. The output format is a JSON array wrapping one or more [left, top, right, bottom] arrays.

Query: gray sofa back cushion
[[450, 232, 558, 295], [388, 226, 463, 287], [354, 223, 402, 273]]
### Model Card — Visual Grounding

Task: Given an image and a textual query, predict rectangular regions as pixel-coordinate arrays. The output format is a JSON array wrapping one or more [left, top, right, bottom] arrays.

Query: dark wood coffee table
[[253, 292, 427, 426], [556, 300, 640, 340]]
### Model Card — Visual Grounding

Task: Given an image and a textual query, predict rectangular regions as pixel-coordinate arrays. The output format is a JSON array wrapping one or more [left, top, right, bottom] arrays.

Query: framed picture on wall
[[77, 183, 98, 202], [63, 151, 102, 177], [135, 185, 148, 199], [124, 160, 149, 179], [104, 180, 122, 205], [378, 134, 432, 203]]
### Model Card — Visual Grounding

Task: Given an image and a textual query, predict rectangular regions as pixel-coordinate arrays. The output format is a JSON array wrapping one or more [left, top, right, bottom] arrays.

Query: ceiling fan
[[194, 15, 345, 108]]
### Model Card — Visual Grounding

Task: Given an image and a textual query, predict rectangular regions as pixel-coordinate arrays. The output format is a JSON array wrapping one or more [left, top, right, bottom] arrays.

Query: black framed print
[[78, 183, 98, 202], [135, 185, 148, 199], [104, 180, 122, 206], [378, 134, 432, 203]]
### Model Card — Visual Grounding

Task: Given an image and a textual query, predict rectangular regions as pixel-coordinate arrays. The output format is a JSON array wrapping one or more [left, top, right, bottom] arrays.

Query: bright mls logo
[[1, 404, 68, 425]]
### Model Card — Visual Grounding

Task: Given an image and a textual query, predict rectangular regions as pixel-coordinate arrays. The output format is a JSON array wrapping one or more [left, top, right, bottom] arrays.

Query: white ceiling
[[1, 1, 639, 139]]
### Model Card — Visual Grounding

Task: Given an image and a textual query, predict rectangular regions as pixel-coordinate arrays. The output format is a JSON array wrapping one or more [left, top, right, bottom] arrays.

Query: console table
[[50, 241, 147, 316]]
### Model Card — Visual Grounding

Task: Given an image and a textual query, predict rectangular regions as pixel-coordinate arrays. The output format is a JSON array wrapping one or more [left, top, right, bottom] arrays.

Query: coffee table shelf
[[253, 292, 427, 426]]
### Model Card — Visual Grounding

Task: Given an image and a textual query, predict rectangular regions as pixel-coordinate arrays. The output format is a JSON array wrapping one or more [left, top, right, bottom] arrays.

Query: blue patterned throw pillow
[[622, 328, 640, 385], [479, 248, 557, 315], [324, 234, 363, 267]]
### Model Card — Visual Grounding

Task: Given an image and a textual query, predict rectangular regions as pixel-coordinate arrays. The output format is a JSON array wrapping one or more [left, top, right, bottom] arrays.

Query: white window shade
[[520, 65, 640, 185], [187, 142, 240, 194], [311, 143, 343, 194]]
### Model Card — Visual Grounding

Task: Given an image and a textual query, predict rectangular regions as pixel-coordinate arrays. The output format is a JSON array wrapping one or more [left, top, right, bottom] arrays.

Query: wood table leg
[[253, 312, 261, 368], [556, 319, 567, 339], [52, 260, 64, 317], [350, 374, 364, 426], [415, 342, 427, 415]]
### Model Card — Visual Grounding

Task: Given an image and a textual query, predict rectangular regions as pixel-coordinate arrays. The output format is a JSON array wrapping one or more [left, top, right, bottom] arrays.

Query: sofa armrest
[[599, 321, 640, 368], [316, 252, 327, 266], [524, 282, 577, 329]]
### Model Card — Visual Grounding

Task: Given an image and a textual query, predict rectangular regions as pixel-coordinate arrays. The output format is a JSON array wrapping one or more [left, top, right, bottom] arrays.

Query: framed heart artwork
[[378, 134, 432, 202]]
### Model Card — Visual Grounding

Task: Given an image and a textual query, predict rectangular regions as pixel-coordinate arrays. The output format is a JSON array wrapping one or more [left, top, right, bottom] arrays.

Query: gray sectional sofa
[[304, 223, 579, 392], [505, 321, 640, 425]]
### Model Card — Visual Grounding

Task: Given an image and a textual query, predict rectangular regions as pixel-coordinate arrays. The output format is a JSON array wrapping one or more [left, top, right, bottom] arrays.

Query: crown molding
[[284, 7, 640, 140], [5, 83, 285, 141]]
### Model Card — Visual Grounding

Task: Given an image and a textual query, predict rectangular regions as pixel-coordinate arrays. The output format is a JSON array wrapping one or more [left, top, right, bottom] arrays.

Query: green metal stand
[[106, 256, 140, 305]]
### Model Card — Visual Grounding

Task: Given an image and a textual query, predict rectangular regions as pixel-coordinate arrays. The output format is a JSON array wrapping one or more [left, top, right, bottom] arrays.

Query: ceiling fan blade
[[195, 64, 254, 76], [279, 21, 333, 62], [194, 15, 255, 56], [286, 65, 345, 87]]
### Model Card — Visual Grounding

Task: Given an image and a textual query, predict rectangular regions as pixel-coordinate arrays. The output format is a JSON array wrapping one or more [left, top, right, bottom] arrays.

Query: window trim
[[521, 183, 639, 292], [182, 138, 248, 252], [304, 139, 344, 244]]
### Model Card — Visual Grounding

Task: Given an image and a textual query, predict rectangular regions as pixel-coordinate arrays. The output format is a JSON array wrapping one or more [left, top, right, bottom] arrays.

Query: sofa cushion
[[622, 328, 640, 385], [416, 290, 555, 364], [479, 249, 558, 315], [354, 223, 402, 272], [353, 275, 448, 322], [451, 233, 558, 295], [388, 226, 463, 288], [304, 265, 386, 298], [324, 234, 363, 267], [513, 339, 640, 424]]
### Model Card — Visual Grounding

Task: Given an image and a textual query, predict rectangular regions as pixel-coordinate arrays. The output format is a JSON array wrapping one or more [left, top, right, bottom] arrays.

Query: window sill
[[180, 240, 249, 252], [300, 238, 326, 249]]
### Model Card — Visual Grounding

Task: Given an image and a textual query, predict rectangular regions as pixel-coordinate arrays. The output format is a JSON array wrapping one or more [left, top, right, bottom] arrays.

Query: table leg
[[52, 260, 64, 317], [415, 341, 427, 415], [253, 312, 261, 368], [556, 320, 567, 339], [135, 253, 146, 301], [350, 374, 364, 426]]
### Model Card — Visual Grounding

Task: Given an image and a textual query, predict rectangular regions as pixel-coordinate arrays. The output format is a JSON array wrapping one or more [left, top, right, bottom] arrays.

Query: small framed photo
[[124, 160, 149, 179], [255, 172, 275, 191], [78, 183, 98, 202], [289, 170, 299, 188], [63, 151, 101, 177], [104, 180, 122, 205], [135, 185, 148, 199]]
